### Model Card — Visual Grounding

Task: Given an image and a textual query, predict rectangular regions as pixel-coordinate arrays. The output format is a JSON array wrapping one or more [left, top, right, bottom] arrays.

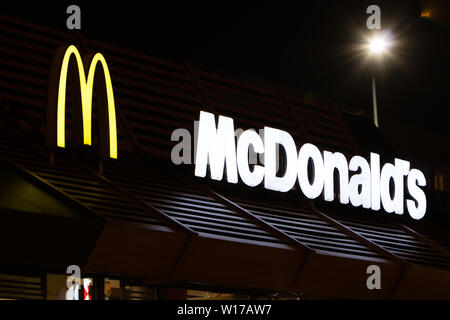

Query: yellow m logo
[[47, 45, 118, 159]]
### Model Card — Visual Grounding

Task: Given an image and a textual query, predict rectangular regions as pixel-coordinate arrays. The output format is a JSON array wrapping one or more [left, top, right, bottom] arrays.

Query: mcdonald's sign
[[47, 45, 118, 159]]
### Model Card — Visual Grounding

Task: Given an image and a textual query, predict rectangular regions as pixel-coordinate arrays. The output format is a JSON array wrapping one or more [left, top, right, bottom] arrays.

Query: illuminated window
[[0, 274, 43, 300], [104, 278, 155, 300], [421, 11, 431, 18], [434, 172, 444, 191]]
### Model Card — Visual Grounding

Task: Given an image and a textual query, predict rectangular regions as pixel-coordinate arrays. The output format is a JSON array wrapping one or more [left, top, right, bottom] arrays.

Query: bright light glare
[[368, 35, 390, 55]]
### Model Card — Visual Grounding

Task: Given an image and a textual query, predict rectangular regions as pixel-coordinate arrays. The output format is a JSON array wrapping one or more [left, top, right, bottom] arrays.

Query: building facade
[[0, 14, 450, 300]]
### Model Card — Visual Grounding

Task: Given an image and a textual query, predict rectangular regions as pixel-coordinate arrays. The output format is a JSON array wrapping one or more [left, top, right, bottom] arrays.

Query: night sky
[[3, 0, 450, 168]]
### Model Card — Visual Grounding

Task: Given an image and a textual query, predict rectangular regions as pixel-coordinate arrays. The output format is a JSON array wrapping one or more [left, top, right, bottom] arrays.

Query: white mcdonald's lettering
[[194, 111, 427, 220], [47, 45, 118, 159]]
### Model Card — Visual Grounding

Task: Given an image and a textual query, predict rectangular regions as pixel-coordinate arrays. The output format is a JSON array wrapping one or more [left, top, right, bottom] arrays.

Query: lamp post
[[371, 75, 379, 128], [367, 33, 390, 128]]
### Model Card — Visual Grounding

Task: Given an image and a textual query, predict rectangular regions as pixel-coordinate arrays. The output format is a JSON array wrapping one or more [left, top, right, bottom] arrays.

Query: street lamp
[[369, 34, 390, 55], [367, 32, 391, 128]]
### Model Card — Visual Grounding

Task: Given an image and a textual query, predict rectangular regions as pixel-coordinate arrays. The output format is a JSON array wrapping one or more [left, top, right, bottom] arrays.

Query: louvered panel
[[303, 122, 351, 144], [124, 284, 154, 300], [0, 130, 166, 228], [35, 170, 166, 227], [232, 198, 383, 259], [85, 39, 203, 159], [77, 151, 287, 246], [0, 274, 44, 300], [403, 221, 450, 253], [287, 96, 356, 154], [194, 68, 301, 141], [0, 17, 70, 126], [334, 215, 450, 269]]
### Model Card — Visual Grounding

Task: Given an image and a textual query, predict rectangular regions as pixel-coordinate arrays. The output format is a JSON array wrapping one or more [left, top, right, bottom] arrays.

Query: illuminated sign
[[47, 45, 118, 159], [195, 111, 427, 220]]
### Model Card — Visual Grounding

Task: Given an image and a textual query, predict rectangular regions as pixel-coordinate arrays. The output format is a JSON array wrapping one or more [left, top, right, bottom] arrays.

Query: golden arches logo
[[47, 45, 118, 159]]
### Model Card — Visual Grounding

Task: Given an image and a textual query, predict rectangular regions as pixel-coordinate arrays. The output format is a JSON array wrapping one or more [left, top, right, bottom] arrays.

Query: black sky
[[2, 0, 450, 168]]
